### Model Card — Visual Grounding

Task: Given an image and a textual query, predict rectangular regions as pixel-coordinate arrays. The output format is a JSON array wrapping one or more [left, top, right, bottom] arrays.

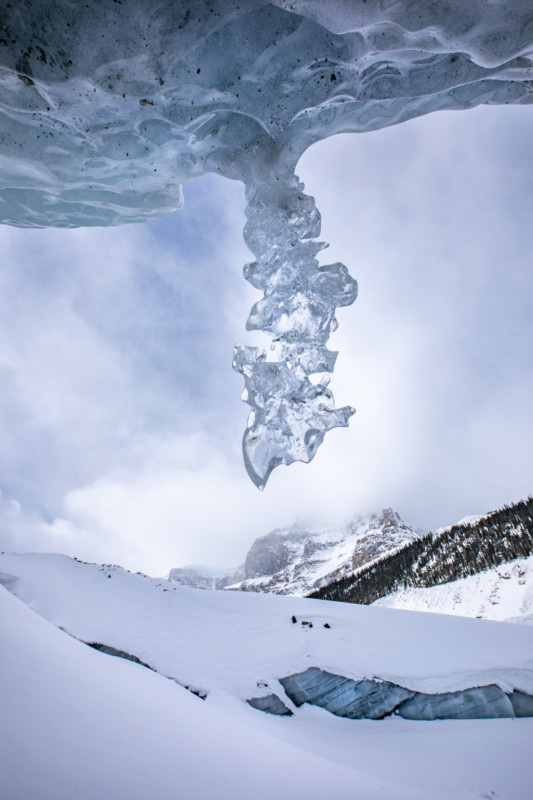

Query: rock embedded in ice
[[1, 1, 532, 485]]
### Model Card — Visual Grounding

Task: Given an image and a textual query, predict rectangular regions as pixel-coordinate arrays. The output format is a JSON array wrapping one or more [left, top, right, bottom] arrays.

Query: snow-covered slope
[[2, 552, 533, 699], [374, 555, 533, 624], [0, 583, 391, 800], [2, 551, 533, 799], [311, 498, 533, 618], [170, 508, 419, 596]]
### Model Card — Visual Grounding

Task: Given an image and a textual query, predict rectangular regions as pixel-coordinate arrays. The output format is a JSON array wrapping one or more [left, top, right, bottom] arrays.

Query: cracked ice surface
[[1, 2, 532, 486]]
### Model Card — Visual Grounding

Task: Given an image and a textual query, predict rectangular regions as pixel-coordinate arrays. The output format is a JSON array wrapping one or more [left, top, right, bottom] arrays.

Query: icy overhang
[[1, 1, 532, 486], [2, 1, 532, 225]]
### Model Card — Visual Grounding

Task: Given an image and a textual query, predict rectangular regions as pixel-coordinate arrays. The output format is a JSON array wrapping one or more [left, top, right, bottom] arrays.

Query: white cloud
[[1, 105, 532, 573]]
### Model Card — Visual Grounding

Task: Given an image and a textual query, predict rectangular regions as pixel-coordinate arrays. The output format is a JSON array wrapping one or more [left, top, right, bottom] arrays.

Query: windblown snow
[[1, 1, 532, 485]]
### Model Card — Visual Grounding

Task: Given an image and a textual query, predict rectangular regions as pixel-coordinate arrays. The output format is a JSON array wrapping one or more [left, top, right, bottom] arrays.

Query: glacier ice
[[247, 693, 293, 716], [509, 689, 533, 718], [280, 667, 414, 720], [279, 667, 533, 721], [396, 684, 515, 721], [86, 642, 155, 671], [1, 1, 532, 486]]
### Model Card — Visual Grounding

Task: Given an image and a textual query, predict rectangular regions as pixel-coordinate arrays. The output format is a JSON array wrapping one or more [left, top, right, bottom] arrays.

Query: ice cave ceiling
[[1, 1, 532, 488]]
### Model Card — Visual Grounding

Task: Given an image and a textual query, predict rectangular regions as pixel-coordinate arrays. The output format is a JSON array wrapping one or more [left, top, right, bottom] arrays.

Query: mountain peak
[[169, 509, 420, 596]]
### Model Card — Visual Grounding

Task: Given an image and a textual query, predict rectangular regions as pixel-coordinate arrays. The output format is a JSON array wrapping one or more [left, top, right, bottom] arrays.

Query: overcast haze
[[1, 104, 532, 576]]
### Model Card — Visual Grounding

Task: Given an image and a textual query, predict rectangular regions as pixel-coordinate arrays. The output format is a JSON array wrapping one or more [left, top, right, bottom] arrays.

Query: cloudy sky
[[1, 103, 532, 575]]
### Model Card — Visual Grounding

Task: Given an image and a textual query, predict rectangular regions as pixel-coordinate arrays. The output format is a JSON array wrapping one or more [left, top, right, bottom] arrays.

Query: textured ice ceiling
[[1, 1, 532, 488]]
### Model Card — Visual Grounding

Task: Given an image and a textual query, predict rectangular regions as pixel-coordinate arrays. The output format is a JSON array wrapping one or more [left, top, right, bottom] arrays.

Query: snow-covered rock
[[169, 508, 420, 595], [229, 508, 420, 594]]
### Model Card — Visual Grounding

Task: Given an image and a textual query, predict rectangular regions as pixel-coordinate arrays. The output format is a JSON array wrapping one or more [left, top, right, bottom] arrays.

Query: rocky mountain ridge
[[310, 497, 533, 612], [168, 498, 533, 624], [168, 508, 421, 596]]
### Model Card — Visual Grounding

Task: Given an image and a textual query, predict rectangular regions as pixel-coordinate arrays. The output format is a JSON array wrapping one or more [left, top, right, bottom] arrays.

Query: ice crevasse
[[1, 1, 532, 487]]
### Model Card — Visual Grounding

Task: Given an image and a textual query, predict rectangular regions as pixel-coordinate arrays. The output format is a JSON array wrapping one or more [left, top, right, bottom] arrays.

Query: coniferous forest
[[309, 497, 533, 605]]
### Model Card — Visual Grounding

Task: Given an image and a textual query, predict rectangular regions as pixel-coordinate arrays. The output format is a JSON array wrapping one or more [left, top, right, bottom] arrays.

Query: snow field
[[1, 552, 533, 799]]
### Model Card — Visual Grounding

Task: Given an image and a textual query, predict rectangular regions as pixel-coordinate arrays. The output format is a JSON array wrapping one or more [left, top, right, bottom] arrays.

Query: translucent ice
[[1, 1, 532, 485], [233, 173, 357, 488]]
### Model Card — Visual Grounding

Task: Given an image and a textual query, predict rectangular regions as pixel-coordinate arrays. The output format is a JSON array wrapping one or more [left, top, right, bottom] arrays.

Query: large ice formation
[[279, 667, 533, 721], [1, 2, 532, 487]]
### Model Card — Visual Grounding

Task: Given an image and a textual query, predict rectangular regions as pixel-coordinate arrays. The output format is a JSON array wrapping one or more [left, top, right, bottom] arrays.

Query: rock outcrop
[[229, 509, 421, 595]]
